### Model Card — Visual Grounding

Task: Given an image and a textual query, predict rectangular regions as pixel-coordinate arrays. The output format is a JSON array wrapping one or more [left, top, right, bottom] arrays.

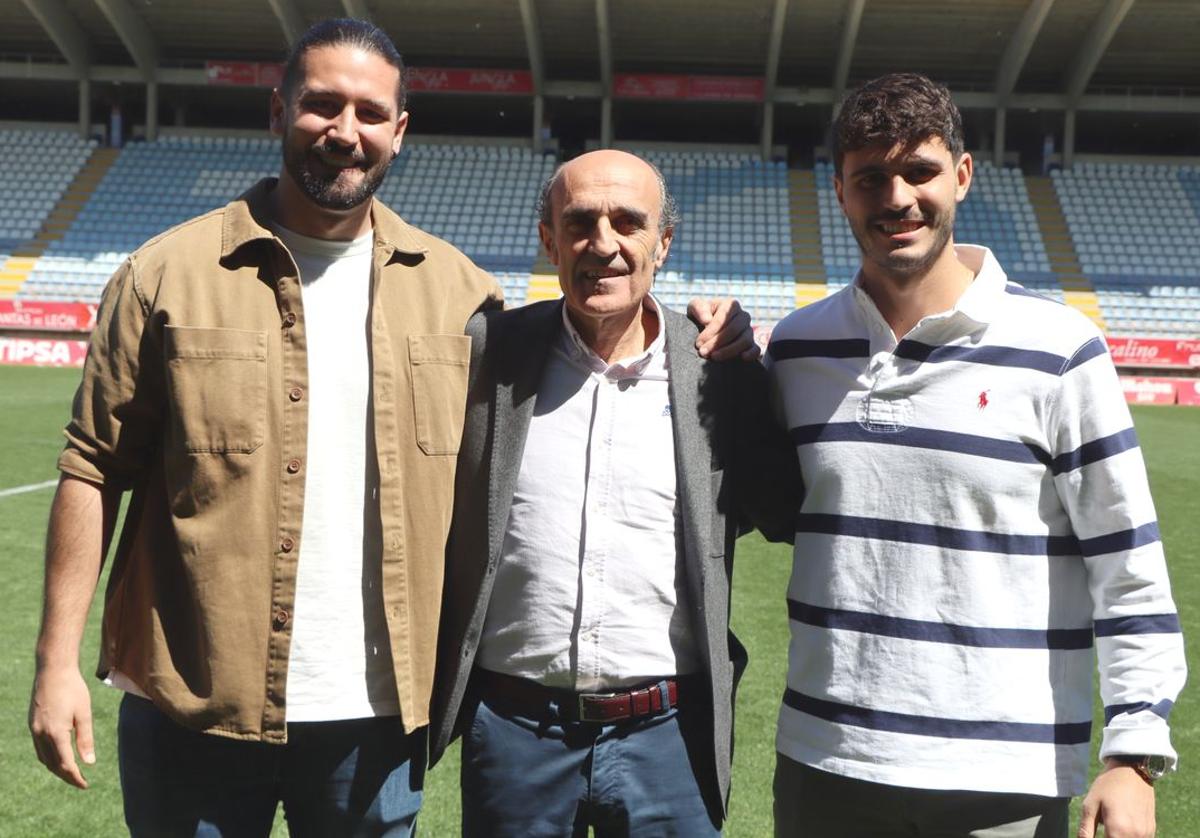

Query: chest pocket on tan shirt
[[165, 325, 267, 454], [408, 334, 471, 455]]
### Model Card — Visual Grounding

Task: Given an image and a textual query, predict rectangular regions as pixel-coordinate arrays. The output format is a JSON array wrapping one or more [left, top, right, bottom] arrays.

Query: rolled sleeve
[[60, 257, 163, 488]]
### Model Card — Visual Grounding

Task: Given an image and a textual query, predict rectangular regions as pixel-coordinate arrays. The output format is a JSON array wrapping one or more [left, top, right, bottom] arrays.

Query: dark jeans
[[460, 684, 722, 838], [773, 753, 1069, 838], [118, 693, 426, 838]]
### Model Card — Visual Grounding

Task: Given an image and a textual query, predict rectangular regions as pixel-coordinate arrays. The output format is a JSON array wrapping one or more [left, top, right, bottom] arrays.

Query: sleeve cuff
[[1100, 724, 1178, 772]]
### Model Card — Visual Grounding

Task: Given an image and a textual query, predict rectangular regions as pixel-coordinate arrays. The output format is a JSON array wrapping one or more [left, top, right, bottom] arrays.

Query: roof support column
[[993, 0, 1056, 167], [340, 0, 371, 21], [265, 0, 306, 47], [596, 0, 613, 147], [145, 80, 158, 142], [831, 0, 865, 117], [994, 107, 1007, 166], [78, 78, 91, 139], [532, 94, 545, 153], [1063, 108, 1076, 169], [20, 0, 91, 78], [516, 0, 546, 152], [761, 0, 789, 160]]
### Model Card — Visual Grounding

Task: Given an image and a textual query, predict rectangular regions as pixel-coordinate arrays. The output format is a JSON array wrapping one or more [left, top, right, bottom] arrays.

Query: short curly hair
[[832, 73, 963, 175]]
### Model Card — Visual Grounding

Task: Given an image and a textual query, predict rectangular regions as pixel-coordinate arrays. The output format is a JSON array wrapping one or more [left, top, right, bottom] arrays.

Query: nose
[[587, 217, 619, 259], [326, 106, 359, 147], [883, 174, 916, 211]]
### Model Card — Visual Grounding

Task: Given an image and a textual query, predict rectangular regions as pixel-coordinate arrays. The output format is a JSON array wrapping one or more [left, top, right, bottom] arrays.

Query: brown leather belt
[[476, 669, 685, 724]]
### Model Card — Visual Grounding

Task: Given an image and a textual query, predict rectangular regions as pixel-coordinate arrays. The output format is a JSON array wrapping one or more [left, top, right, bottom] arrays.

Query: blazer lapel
[[663, 308, 712, 586], [486, 300, 563, 566]]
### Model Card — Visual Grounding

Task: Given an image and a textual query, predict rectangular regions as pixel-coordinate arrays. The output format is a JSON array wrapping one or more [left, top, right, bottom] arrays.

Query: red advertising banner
[[206, 61, 258, 86], [1175, 379, 1200, 406], [0, 300, 97, 333], [207, 62, 535, 93], [1120, 376, 1178, 405], [1107, 336, 1200, 370], [406, 67, 534, 94], [257, 62, 284, 88], [204, 61, 286, 88], [0, 337, 88, 367], [613, 73, 764, 102]]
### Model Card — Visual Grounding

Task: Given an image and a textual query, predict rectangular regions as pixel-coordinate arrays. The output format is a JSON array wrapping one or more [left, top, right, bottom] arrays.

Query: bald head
[[536, 149, 677, 360], [537, 150, 679, 235]]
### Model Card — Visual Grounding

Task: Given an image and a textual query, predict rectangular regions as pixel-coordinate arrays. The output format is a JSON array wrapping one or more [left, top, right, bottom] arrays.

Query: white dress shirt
[[475, 297, 699, 691]]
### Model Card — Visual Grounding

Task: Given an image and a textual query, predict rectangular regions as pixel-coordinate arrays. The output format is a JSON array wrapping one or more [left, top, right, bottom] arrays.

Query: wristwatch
[[1110, 754, 1169, 784]]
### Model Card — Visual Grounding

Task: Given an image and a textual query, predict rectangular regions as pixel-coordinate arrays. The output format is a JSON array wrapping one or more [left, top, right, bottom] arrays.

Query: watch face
[[1146, 755, 1169, 780]]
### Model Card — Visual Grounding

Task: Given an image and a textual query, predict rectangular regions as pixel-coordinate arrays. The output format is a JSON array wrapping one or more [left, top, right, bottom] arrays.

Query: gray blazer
[[430, 299, 797, 818]]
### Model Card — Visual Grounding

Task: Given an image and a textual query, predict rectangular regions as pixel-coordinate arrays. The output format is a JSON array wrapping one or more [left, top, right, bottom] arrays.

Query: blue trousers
[[118, 693, 426, 837], [460, 685, 723, 838]]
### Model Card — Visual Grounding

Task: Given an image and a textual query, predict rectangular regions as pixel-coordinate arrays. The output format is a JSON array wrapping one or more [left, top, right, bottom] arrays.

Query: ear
[[955, 151, 973, 202], [653, 225, 674, 270], [833, 173, 845, 210], [392, 111, 409, 158], [538, 222, 558, 265], [269, 89, 286, 136]]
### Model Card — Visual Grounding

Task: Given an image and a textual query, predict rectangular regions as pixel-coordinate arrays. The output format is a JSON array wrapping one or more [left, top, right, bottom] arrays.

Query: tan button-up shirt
[[59, 179, 501, 742]]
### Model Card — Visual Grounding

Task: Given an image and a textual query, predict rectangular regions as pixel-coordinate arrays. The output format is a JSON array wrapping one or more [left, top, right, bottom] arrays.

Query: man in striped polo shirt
[[767, 73, 1185, 838]]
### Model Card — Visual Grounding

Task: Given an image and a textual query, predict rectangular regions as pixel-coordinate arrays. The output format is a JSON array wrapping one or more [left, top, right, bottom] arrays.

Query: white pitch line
[[0, 479, 58, 498]]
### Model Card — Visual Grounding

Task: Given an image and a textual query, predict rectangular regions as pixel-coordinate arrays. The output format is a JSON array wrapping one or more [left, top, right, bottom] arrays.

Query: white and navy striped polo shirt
[[766, 245, 1186, 797]]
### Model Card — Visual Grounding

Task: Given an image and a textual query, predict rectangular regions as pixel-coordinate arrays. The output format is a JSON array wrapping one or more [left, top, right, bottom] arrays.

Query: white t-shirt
[[275, 224, 400, 722]]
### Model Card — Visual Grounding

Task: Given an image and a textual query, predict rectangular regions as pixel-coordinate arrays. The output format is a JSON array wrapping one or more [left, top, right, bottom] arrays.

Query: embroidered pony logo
[[977, 390, 990, 410]]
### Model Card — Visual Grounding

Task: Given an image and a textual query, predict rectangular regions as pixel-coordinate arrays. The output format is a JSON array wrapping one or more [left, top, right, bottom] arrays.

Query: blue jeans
[[118, 693, 425, 837], [460, 685, 722, 838]]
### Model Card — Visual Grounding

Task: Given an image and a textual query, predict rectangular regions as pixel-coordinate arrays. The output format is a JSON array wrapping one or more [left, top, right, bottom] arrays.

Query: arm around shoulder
[[725, 359, 800, 543]]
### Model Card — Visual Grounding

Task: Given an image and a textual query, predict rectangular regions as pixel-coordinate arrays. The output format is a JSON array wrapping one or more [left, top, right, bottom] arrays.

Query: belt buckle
[[577, 691, 618, 723]]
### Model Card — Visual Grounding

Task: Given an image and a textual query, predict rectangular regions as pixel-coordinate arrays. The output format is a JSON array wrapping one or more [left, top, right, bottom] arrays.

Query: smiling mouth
[[584, 268, 629, 280], [312, 148, 365, 171], [877, 220, 925, 234]]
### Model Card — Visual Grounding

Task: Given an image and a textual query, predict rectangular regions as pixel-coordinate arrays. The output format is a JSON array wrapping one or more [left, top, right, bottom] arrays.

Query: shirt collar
[[851, 243, 1007, 333], [220, 177, 430, 262], [559, 295, 666, 379]]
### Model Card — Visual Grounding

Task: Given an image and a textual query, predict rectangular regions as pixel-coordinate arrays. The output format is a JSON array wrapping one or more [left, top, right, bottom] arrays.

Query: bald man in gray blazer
[[430, 150, 797, 837]]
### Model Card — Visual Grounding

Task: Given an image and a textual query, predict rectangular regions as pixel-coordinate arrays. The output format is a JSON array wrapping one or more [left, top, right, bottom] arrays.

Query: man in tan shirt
[[28, 18, 751, 837]]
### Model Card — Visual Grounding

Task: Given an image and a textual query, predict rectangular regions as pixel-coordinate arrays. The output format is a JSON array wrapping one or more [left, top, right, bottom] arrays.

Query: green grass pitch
[[0, 365, 1195, 836]]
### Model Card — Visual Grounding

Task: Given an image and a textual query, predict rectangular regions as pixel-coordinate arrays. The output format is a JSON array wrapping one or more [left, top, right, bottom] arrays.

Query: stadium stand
[[8, 136, 1200, 341], [640, 150, 796, 323], [17, 138, 553, 306], [19, 136, 276, 301], [1054, 162, 1200, 336], [0, 129, 94, 245], [379, 142, 555, 307]]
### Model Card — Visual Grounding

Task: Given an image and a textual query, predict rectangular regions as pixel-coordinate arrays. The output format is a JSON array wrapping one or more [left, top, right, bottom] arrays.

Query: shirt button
[[272, 609, 290, 629], [286, 459, 301, 474], [288, 387, 304, 402], [280, 537, 295, 552], [282, 312, 297, 328]]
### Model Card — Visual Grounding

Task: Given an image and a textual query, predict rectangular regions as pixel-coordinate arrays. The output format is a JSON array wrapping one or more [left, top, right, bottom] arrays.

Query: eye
[[613, 216, 641, 234], [906, 166, 939, 184], [303, 98, 339, 118], [857, 173, 885, 190]]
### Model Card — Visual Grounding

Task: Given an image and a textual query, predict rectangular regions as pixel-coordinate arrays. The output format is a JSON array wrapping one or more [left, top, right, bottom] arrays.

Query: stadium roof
[[3, 0, 1198, 102]]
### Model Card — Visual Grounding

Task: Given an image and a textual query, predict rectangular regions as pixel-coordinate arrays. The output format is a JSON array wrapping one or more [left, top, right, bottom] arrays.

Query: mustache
[[869, 210, 929, 225], [312, 142, 367, 166]]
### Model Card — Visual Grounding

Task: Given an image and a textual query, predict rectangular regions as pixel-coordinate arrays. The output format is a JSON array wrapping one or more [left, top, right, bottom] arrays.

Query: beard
[[281, 135, 393, 211], [849, 204, 956, 279]]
